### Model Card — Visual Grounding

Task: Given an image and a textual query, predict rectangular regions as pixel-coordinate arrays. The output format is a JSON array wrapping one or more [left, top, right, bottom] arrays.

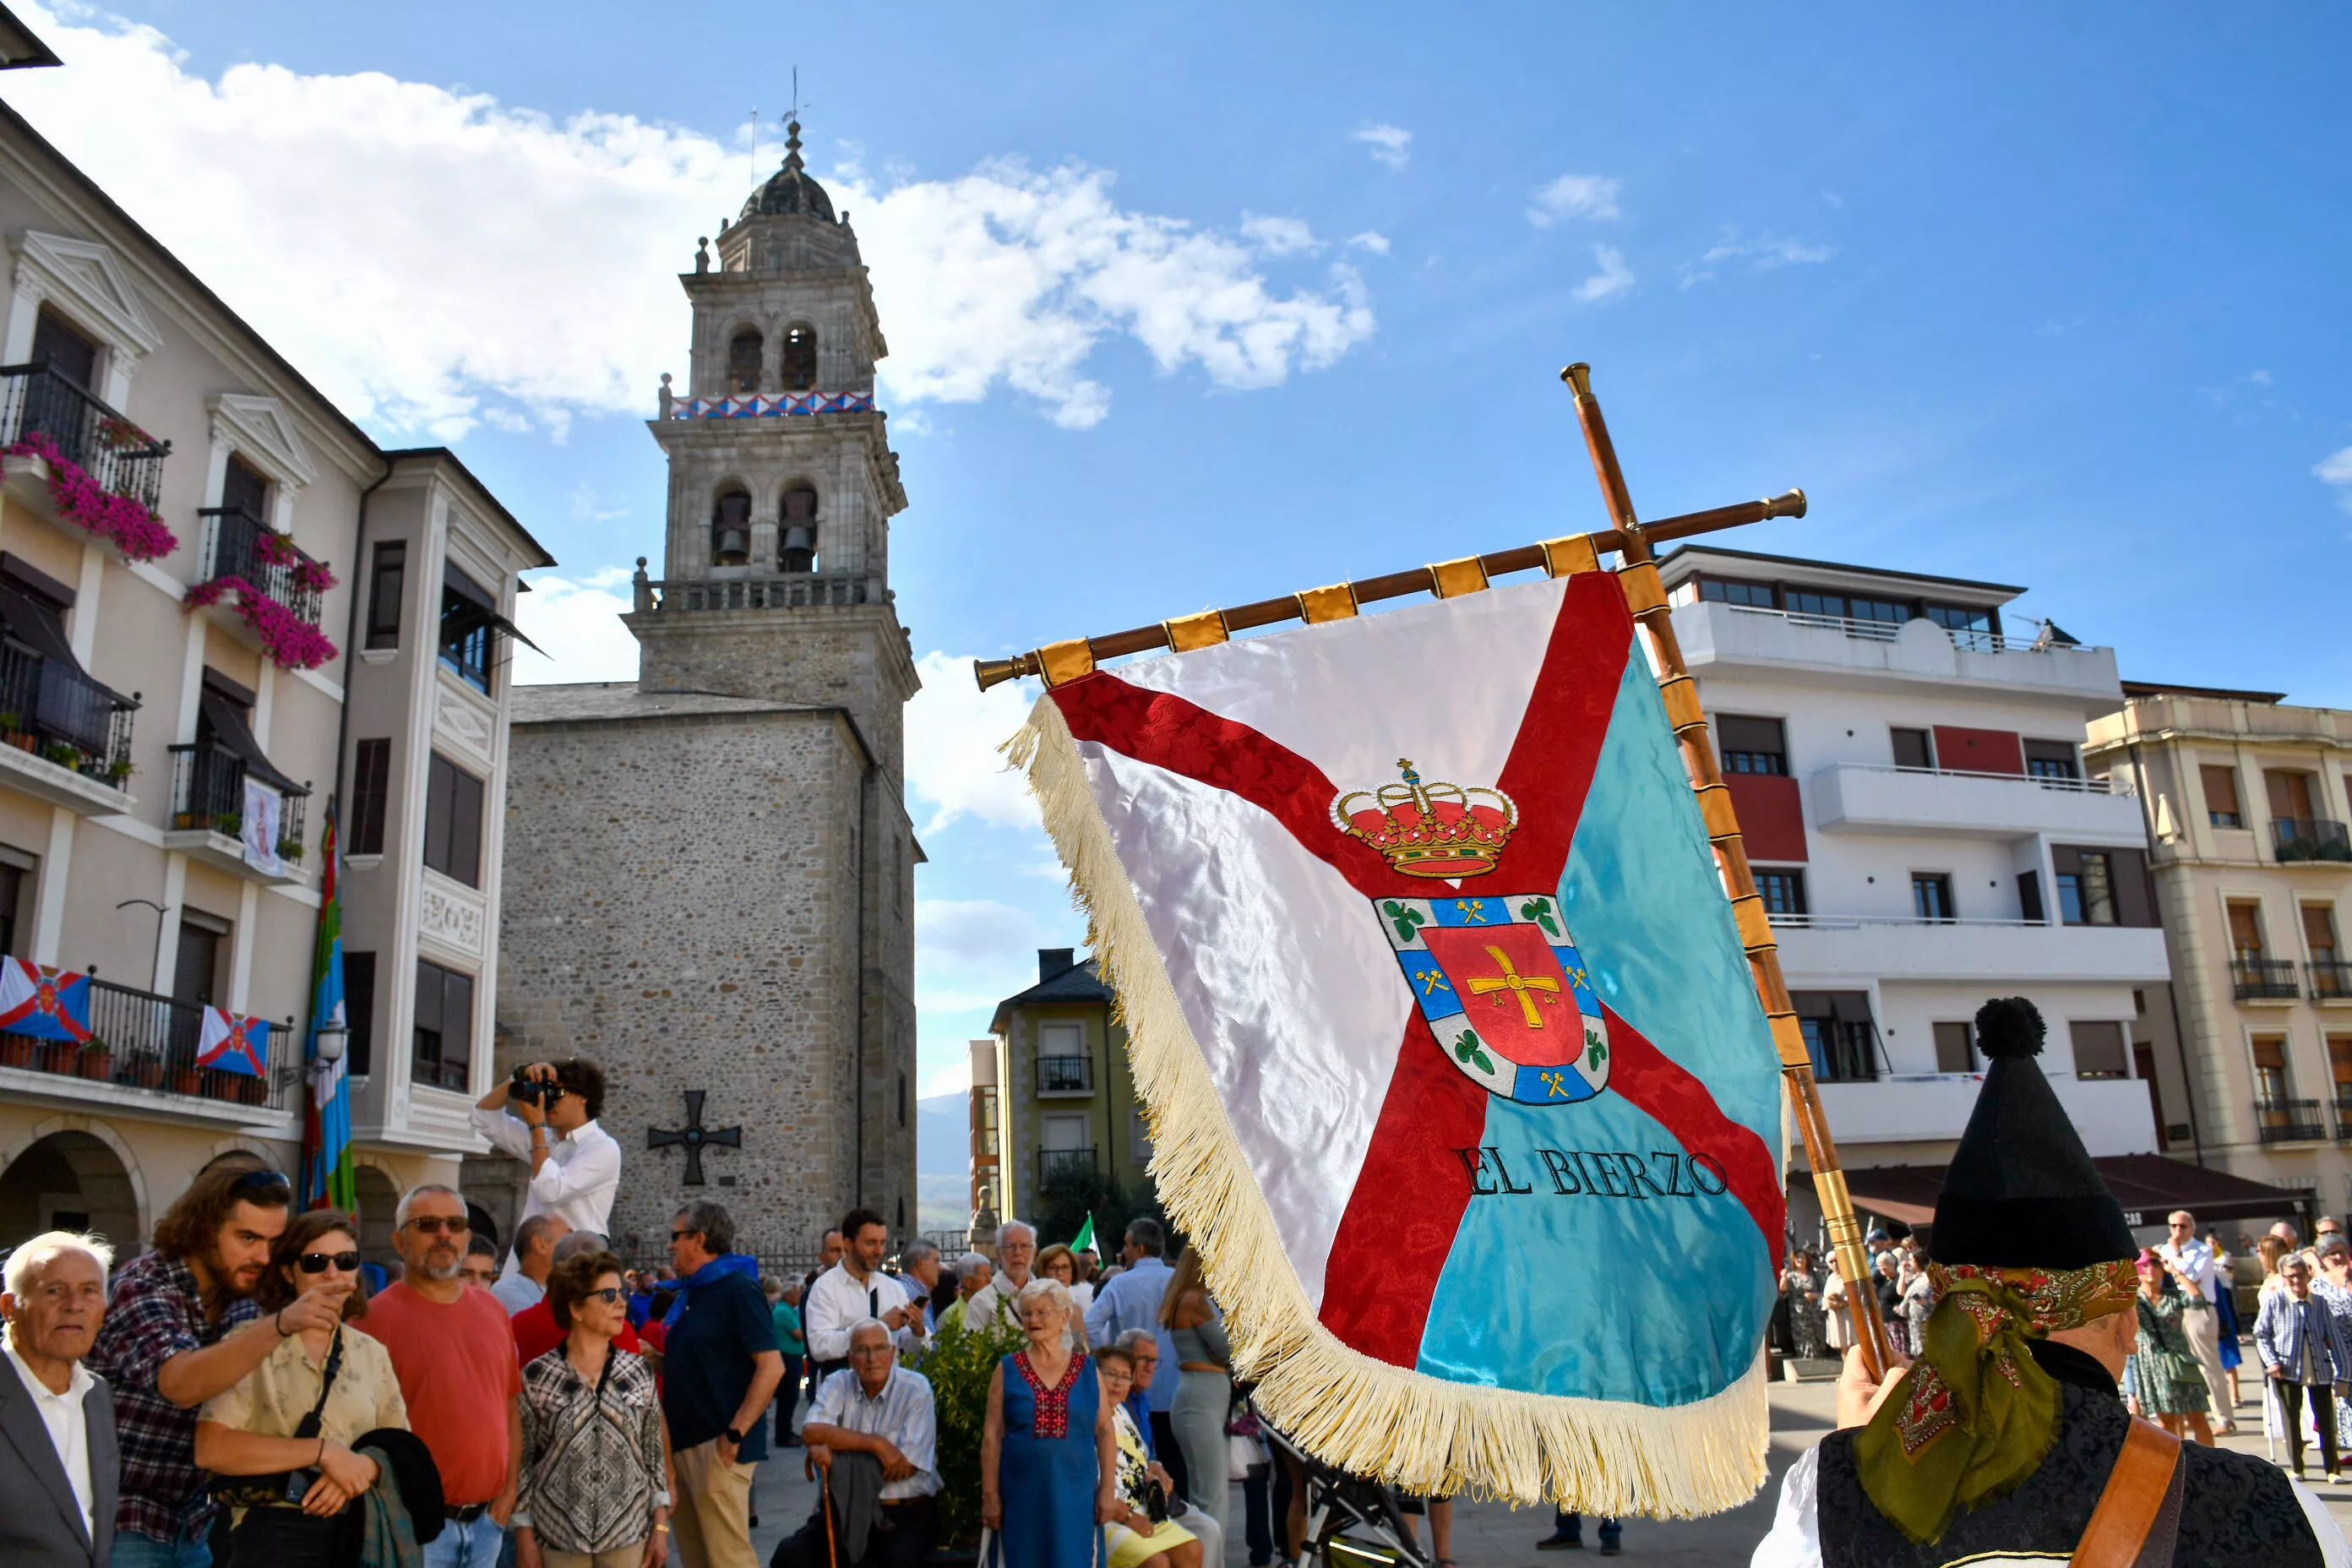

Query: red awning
[[1792, 1153, 2317, 1233]]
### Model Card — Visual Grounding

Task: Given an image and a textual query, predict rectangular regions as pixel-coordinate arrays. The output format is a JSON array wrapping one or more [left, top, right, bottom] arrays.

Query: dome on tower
[[741, 121, 836, 222]]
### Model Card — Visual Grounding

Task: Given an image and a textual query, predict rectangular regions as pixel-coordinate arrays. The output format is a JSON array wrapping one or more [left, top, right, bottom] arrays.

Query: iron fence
[[2232, 958, 2301, 1000], [199, 504, 327, 623], [0, 638, 134, 781], [168, 743, 310, 857], [0, 967, 292, 1110], [0, 361, 169, 511], [2254, 1097, 2327, 1145]]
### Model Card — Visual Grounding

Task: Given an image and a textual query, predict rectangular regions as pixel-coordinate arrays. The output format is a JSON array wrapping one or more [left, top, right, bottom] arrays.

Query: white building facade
[[1658, 547, 2169, 1233]]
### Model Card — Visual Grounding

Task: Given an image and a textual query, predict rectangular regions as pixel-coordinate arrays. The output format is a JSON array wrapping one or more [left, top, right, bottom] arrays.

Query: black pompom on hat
[[1926, 997, 2137, 1270]]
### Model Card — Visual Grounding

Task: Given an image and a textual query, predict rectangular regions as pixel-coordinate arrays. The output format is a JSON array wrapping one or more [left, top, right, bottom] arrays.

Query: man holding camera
[[470, 1060, 619, 1282]]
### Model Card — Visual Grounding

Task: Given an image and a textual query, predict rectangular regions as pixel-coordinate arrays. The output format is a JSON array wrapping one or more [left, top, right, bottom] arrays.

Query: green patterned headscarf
[[1853, 1258, 2139, 1544]]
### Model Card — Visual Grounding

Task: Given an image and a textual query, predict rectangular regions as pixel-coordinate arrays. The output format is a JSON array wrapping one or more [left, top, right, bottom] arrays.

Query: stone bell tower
[[493, 119, 921, 1260], [630, 117, 917, 762]]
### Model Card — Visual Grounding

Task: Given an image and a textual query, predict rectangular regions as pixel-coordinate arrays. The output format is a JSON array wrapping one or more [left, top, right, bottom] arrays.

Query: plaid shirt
[[85, 1249, 259, 1541]]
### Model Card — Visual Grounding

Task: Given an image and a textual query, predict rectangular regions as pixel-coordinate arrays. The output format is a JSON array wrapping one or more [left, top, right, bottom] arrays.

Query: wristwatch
[[723, 1426, 746, 1445]]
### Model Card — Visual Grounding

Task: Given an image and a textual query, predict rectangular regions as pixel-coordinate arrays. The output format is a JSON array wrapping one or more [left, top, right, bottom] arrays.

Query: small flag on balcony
[[1009, 568, 1785, 1516], [196, 1006, 267, 1077], [0, 958, 92, 1043]]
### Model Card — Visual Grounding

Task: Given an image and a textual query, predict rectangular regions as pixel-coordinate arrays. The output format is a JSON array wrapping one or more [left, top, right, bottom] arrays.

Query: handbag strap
[[2071, 1417, 2182, 1568], [291, 1326, 346, 1442]]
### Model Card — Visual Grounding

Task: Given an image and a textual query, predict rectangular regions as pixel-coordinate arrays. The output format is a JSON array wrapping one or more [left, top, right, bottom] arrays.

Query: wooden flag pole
[[1560, 362, 1896, 1382]]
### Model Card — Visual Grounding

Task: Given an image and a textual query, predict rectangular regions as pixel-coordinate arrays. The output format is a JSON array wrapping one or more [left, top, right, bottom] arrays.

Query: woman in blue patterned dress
[[983, 1276, 1120, 1567]]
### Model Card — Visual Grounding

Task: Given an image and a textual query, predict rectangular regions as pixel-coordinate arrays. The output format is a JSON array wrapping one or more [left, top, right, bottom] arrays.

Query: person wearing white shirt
[[961, 1218, 1038, 1337], [2155, 1208, 2235, 1431], [805, 1210, 917, 1380], [0, 1229, 118, 1566], [470, 1058, 620, 1278], [771, 1320, 939, 1568]]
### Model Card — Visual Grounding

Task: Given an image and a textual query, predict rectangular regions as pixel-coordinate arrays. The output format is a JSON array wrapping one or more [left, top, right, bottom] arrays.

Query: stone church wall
[[493, 707, 891, 1259]]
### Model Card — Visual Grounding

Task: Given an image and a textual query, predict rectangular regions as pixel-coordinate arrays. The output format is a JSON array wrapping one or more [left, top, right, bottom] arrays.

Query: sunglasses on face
[[579, 1287, 623, 1305], [670, 1230, 700, 1243], [297, 1251, 362, 1274], [406, 1217, 470, 1235]]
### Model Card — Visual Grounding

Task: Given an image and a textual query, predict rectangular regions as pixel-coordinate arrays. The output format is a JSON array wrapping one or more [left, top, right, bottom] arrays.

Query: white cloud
[[1239, 214, 1320, 257], [5, 3, 1373, 436], [1574, 245, 1635, 303], [917, 897, 1059, 1015], [1348, 231, 1391, 255], [1526, 173, 1621, 228], [905, 651, 1049, 835], [1353, 123, 1413, 171], [923, 1060, 973, 1098], [2316, 447, 2352, 513], [1680, 230, 1834, 287], [842, 163, 1375, 428], [511, 566, 640, 684], [2251, 369, 2273, 385]]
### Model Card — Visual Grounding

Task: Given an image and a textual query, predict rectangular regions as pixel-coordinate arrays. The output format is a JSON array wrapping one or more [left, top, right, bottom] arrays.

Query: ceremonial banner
[[1012, 567, 1784, 1515], [0, 957, 92, 1043], [196, 1006, 268, 1076]]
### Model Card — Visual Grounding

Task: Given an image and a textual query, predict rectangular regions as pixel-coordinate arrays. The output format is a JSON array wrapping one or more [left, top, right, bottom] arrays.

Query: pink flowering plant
[[250, 528, 338, 594], [2, 430, 177, 562], [182, 576, 339, 671]]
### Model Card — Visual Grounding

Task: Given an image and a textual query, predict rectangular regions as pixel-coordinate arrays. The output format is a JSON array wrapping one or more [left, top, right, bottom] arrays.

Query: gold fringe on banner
[[1005, 694, 1772, 1518]]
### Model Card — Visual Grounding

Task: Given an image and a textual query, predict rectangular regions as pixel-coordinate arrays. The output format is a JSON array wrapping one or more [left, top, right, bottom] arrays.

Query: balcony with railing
[[2311, 962, 2352, 1003], [1810, 759, 2142, 840], [197, 504, 327, 625], [1769, 911, 2171, 985], [0, 361, 169, 512], [2232, 957, 2301, 1001], [1036, 1146, 1099, 1188], [2273, 818, 2352, 864], [2254, 1097, 2327, 1145], [1036, 1054, 1094, 1097], [1671, 597, 2121, 701], [166, 743, 309, 880], [635, 571, 871, 613], [0, 638, 136, 813], [0, 968, 293, 1118], [2336, 1092, 2352, 1139]]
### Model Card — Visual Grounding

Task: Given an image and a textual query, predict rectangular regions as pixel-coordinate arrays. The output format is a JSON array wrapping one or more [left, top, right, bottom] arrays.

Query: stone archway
[[0, 1130, 142, 1255], [354, 1166, 400, 1265]]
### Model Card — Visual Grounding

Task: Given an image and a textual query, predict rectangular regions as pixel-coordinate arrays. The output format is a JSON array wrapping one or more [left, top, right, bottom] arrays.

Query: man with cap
[[1753, 998, 2350, 1568]]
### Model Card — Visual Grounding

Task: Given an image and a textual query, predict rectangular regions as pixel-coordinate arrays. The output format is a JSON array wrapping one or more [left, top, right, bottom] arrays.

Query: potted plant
[[41, 741, 79, 769], [36, 1039, 74, 1074], [126, 1054, 164, 1089], [108, 758, 133, 781], [76, 1037, 112, 1081], [276, 836, 304, 863], [211, 811, 241, 837], [0, 1032, 34, 1069], [172, 1064, 204, 1095]]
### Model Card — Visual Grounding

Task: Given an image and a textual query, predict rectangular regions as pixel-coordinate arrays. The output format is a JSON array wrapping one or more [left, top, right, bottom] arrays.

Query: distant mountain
[[917, 1092, 968, 1178]]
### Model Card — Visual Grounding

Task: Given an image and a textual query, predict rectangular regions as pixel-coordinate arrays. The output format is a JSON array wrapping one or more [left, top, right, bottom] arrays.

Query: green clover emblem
[[1517, 896, 1560, 938], [1454, 1028, 1495, 1075], [1381, 900, 1426, 945]]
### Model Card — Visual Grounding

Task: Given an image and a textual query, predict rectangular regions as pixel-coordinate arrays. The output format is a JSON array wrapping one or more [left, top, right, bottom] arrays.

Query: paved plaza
[[749, 1377, 2352, 1565]]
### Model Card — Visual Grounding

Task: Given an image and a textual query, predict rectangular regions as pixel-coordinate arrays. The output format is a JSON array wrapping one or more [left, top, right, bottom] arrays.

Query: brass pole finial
[[1560, 362, 1595, 398]]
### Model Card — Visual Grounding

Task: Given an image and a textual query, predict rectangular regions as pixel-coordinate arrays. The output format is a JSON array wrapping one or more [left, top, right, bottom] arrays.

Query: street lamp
[[312, 1022, 347, 1066]]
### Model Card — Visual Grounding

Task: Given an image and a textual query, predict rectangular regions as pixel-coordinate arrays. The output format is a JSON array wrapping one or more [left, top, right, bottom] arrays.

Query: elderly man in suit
[[2, 1230, 120, 1566]]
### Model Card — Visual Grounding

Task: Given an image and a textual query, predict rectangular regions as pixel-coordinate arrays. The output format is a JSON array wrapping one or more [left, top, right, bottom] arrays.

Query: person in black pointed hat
[[1751, 998, 2349, 1568]]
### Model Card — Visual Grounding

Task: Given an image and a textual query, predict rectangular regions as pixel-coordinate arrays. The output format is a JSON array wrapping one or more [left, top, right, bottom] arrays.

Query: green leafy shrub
[[917, 1309, 1024, 1549]]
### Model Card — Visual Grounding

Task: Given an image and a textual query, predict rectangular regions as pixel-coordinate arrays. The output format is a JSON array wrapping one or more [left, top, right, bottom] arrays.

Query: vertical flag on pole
[[302, 798, 357, 1212]]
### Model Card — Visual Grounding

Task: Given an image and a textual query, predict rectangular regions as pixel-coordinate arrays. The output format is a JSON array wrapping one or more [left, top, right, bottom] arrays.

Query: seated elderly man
[[772, 1318, 939, 1568]]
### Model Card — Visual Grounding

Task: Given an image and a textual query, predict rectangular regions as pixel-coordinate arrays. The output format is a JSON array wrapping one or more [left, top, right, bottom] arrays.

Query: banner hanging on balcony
[[0, 958, 91, 1043], [242, 779, 283, 876], [197, 1007, 267, 1077], [1010, 568, 1785, 1518]]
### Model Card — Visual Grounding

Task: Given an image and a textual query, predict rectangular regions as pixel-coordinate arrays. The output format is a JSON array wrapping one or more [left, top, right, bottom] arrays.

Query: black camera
[[509, 1068, 565, 1108]]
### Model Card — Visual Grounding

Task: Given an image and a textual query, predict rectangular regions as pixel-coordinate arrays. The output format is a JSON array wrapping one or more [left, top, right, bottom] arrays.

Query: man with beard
[[88, 1157, 340, 1567], [357, 1184, 522, 1568]]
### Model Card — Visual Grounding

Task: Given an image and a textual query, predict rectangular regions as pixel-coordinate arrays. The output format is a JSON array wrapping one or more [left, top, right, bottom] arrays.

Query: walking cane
[[820, 1460, 837, 1568]]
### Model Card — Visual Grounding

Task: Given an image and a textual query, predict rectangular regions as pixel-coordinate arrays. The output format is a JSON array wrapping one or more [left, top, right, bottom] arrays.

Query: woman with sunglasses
[[516, 1249, 670, 1568], [195, 1207, 411, 1565]]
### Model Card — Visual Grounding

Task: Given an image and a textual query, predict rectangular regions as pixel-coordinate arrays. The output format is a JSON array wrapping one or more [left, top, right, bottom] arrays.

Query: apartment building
[[1656, 546, 2196, 1237], [967, 1036, 1001, 1230], [987, 948, 1150, 1228], [0, 28, 549, 1257], [2084, 687, 2352, 1222]]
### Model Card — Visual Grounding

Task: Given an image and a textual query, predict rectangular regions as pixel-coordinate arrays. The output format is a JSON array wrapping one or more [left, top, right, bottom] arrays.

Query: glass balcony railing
[[2274, 818, 2352, 863]]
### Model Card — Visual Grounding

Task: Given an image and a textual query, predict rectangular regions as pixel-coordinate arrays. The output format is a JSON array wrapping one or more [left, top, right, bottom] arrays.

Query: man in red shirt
[[357, 1184, 521, 1568], [510, 1231, 644, 1368]]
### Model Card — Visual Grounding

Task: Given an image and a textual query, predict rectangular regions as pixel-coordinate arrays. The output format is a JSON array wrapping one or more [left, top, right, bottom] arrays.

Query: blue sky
[[14, 3, 2349, 1096]]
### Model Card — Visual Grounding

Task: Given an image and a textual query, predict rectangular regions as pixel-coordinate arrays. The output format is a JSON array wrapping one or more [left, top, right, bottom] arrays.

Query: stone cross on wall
[[647, 1090, 743, 1185]]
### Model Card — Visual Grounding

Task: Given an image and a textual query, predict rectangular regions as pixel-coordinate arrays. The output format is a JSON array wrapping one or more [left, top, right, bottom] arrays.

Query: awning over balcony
[[442, 564, 543, 654], [198, 689, 305, 794], [1794, 1153, 2318, 1232]]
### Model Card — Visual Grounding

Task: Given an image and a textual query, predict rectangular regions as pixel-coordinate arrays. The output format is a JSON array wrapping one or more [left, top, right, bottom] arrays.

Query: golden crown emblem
[[1330, 759, 1519, 879]]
